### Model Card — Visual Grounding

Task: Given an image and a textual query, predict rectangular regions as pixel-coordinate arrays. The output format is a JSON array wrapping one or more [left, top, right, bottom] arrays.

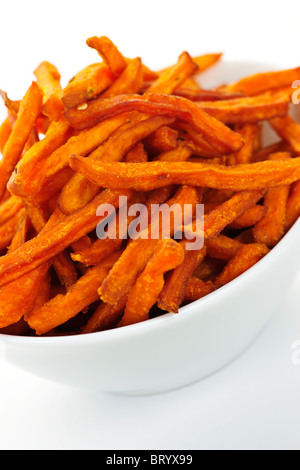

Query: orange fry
[[157, 244, 207, 313], [8, 118, 72, 199], [146, 52, 198, 94], [197, 91, 289, 124], [61, 63, 114, 107], [0, 118, 12, 153], [69, 158, 300, 192], [34, 61, 64, 121], [286, 180, 300, 230], [99, 186, 199, 306], [86, 36, 127, 78], [216, 243, 269, 286], [100, 57, 144, 98], [0, 82, 43, 199], [226, 66, 300, 96], [26, 252, 122, 335], [270, 115, 300, 154], [120, 239, 185, 326], [0, 189, 133, 288], [64, 93, 244, 154], [184, 277, 216, 302], [206, 234, 243, 261]]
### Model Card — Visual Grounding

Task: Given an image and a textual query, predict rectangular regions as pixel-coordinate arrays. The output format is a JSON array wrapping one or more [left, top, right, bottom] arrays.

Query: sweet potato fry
[[226, 67, 300, 96], [69, 157, 300, 192], [143, 125, 178, 155], [119, 240, 185, 326], [8, 118, 72, 199], [26, 251, 122, 335], [61, 63, 114, 107], [253, 153, 291, 247], [285, 180, 300, 230], [124, 142, 148, 162], [0, 262, 50, 329], [173, 88, 244, 101], [59, 114, 174, 214], [216, 243, 270, 286], [100, 57, 144, 98], [192, 53, 223, 72], [0, 189, 133, 288], [228, 123, 260, 165], [7, 214, 30, 253], [86, 36, 127, 78], [0, 82, 43, 199], [154, 142, 194, 162], [34, 61, 64, 121], [228, 204, 266, 229], [206, 234, 243, 261], [157, 243, 207, 313], [173, 121, 219, 158], [64, 93, 245, 154], [99, 186, 199, 306], [270, 115, 300, 154], [146, 52, 198, 94], [0, 118, 12, 153], [197, 91, 289, 124], [36, 112, 134, 196], [0, 208, 27, 251], [82, 295, 128, 334], [184, 277, 216, 302], [0, 195, 23, 226]]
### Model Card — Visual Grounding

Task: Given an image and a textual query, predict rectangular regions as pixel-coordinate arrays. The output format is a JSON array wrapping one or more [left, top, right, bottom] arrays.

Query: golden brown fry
[[86, 36, 127, 77], [157, 243, 207, 313], [0, 189, 133, 288], [146, 52, 198, 94], [226, 67, 300, 96], [0, 82, 43, 199], [64, 93, 244, 154], [34, 61, 64, 121], [197, 91, 289, 124], [69, 157, 300, 192], [216, 243, 269, 286], [120, 239, 185, 325], [26, 251, 122, 335], [100, 57, 144, 98]]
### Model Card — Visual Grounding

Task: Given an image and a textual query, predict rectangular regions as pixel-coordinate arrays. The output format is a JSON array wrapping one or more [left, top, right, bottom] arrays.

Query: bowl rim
[[1, 216, 299, 346]]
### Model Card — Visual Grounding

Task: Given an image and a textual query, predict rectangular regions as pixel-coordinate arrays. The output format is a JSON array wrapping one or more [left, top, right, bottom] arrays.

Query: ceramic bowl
[[0, 60, 299, 395]]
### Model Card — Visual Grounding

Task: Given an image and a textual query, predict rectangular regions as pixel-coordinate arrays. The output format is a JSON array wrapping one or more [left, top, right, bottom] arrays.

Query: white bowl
[[1, 60, 300, 395]]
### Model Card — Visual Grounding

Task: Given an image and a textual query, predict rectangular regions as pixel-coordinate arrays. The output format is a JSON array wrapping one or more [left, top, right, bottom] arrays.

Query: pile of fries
[[0, 36, 300, 336]]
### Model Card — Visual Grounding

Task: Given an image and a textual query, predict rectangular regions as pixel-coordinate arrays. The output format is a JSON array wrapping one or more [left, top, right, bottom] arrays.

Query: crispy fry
[[184, 277, 216, 302], [206, 234, 243, 261], [8, 118, 72, 199], [0, 82, 43, 199], [228, 204, 266, 229], [154, 142, 194, 162], [226, 67, 300, 96], [270, 115, 300, 154], [119, 239, 185, 325], [286, 180, 300, 230], [0, 195, 23, 226], [124, 142, 148, 163], [144, 125, 178, 154], [216, 243, 270, 286], [228, 123, 260, 165], [100, 57, 144, 98], [7, 214, 30, 253], [157, 243, 207, 313], [0, 189, 133, 288], [192, 53, 223, 72], [0, 118, 12, 153], [197, 91, 289, 124], [34, 61, 64, 121], [59, 114, 174, 214], [0, 208, 27, 251], [26, 251, 122, 335], [69, 157, 300, 192], [61, 63, 114, 107], [99, 186, 199, 306], [86, 36, 127, 77], [146, 52, 198, 94], [253, 153, 291, 247], [64, 93, 245, 154], [83, 296, 128, 334]]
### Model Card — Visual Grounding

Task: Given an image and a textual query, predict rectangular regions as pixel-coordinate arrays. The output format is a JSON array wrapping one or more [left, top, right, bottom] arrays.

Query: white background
[[1, 0, 300, 451]]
